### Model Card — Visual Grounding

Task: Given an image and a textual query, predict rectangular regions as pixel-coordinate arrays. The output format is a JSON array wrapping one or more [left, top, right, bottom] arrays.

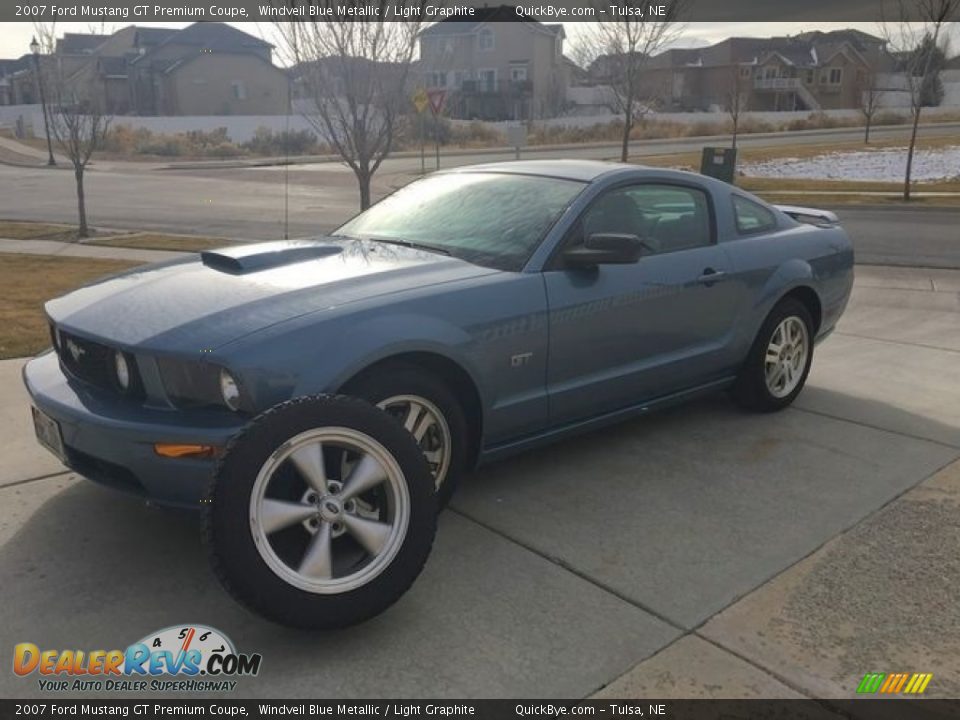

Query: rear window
[[733, 195, 778, 234]]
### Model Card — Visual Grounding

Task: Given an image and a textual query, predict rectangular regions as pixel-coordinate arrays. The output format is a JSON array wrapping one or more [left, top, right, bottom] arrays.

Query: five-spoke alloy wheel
[[732, 297, 815, 412], [205, 395, 436, 629]]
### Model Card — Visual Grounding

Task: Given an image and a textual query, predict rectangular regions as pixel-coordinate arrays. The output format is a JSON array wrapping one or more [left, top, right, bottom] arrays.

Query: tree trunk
[[731, 119, 738, 150], [620, 104, 632, 163], [75, 167, 88, 238], [357, 170, 372, 211], [904, 106, 922, 201], [864, 115, 871, 144]]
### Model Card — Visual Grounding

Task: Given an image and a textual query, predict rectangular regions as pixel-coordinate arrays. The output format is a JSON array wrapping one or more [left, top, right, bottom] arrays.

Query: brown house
[[592, 29, 893, 113]]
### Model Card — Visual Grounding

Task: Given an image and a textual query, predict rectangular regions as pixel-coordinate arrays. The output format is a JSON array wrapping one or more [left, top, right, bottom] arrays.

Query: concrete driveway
[[2, 265, 958, 701]]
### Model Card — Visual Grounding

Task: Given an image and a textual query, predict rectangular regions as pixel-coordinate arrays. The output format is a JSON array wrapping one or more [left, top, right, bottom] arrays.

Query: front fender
[[296, 313, 487, 403]]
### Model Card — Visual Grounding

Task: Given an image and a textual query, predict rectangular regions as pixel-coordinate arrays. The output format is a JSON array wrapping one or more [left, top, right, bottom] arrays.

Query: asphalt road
[[2, 265, 959, 699], [0, 125, 958, 267]]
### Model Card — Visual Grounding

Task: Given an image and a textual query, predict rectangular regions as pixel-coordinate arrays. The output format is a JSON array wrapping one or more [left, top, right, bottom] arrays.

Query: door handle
[[697, 268, 726, 285]]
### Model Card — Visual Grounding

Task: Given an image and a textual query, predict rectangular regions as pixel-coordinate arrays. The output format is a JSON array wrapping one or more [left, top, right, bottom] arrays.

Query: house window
[[231, 81, 246, 100], [829, 67, 843, 84], [510, 66, 528, 82], [427, 72, 447, 88], [478, 28, 494, 51], [478, 69, 496, 92], [739, 66, 752, 78], [805, 69, 814, 84]]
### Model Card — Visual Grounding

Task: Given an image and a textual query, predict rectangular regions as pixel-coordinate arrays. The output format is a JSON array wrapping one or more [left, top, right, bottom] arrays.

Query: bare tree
[[574, 5, 687, 162], [881, 0, 959, 200], [271, 2, 424, 210], [855, 68, 886, 143], [48, 69, 112, 238], [725, 64, 751, 150]]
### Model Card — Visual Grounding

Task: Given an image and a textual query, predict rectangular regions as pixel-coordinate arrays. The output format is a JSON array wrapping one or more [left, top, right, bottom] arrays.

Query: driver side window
[[575, 184, 713, 256]]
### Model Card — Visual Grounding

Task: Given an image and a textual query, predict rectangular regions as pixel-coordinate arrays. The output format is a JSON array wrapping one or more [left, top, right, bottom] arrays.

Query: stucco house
[[1, 23, 289, 116], [418, 8, 571, 120]]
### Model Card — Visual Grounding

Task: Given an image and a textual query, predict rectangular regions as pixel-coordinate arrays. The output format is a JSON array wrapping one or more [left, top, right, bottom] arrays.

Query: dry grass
[[89, 233, 232, 252], [751, 193, 960, 207], [0, 220, 87, 242], [0, 255, 140, 359]]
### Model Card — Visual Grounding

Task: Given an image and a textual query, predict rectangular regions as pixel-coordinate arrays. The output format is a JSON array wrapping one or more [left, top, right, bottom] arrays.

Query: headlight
[[219, 369, 242, 411], [115, 351, 131, 391]]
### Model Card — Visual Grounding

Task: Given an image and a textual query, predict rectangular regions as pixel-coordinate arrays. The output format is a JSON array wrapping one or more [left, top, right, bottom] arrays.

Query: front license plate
[[32, 406, 66, 462]]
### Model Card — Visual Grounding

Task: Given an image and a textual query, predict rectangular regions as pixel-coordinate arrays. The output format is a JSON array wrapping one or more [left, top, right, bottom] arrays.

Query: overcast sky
[[1, 21, 956, 63]]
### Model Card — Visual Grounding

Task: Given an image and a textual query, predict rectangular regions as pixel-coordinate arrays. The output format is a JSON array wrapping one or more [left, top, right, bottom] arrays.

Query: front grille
[[54, 327, 145, 400]]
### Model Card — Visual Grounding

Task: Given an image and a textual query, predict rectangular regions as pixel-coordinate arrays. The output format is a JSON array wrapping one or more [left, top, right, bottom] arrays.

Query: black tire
[[731, 297, 815, 413], [203, 394, 436, 630], [345, 365, 468, 510]]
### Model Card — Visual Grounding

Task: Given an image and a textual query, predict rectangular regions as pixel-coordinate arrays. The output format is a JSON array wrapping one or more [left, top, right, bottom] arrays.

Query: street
[[1, 264, 959, 699], [1, 148, 958, 267]]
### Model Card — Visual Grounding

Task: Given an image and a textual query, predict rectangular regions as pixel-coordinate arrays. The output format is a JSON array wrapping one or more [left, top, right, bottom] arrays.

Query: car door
[[543, 181, 741, 425]]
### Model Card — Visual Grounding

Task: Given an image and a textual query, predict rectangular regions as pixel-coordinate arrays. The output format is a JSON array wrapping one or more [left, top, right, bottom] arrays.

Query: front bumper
[[23, 351, 245, 509]]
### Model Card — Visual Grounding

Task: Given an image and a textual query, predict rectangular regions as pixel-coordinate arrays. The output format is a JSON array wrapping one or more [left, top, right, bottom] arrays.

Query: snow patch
[[742, 146, 960, 183]]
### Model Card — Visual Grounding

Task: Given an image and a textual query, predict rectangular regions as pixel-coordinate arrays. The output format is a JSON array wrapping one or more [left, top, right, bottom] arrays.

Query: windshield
[[334, 172, 586, 271]]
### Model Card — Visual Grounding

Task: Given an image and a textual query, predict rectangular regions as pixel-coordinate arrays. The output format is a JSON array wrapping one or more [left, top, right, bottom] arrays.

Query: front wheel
[[204, 395, 437, 629], [732, 298, 814, 412]]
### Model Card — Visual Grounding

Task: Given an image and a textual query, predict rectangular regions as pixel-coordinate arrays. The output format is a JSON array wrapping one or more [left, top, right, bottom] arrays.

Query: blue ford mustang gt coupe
[[24, 160, 853, 628]]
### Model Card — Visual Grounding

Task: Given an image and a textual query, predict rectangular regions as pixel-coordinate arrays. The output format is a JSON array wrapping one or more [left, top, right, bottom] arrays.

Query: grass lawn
[[0, 255, 140, 360], [88, 232, 233, 252], [0, 220, 90, 243]]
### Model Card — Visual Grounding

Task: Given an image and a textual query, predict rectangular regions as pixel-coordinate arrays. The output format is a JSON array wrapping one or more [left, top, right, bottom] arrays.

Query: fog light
[[219, 369, 241, 411], [115, 351, 130, 390]]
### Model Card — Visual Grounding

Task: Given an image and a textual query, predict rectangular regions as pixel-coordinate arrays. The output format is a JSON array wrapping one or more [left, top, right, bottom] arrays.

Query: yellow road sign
[[412, 88, 429, 114]]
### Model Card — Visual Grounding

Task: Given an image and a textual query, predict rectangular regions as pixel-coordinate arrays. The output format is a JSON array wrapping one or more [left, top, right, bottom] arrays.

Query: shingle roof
[[157, 22, 272, 51], [420, 5, 543, 35], [57, 33, 108, 54]]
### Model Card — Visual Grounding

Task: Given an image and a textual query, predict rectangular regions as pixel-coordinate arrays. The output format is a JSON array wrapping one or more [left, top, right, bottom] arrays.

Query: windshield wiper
[[362, 236, 452, 257]]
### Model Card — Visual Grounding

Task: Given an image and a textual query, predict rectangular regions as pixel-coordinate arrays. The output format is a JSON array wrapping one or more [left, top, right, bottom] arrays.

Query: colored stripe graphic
[[857, 673, 885, 693], [857, 672, 932, 694]]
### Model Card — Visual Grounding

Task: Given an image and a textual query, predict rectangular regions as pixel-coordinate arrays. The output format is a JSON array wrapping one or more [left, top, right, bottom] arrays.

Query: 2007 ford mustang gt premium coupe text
[[25, 161, 853, 628]]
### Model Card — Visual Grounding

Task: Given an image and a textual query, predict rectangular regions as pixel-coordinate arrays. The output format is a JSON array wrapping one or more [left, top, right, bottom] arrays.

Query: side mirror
[[563, 233, 643, 267]]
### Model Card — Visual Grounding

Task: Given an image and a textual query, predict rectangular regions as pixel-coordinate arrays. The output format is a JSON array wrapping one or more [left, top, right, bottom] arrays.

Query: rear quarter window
[[733, 195, 778, 234]]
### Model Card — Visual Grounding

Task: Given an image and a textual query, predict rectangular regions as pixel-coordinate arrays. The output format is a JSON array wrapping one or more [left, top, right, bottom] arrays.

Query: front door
[[544, 182, 741, 425]]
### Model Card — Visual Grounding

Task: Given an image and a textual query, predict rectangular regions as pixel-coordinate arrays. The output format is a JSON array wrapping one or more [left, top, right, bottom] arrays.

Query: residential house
[[590, 29, 894, 113], [0, 23, 289, 116], [418, 7, 571, 120]]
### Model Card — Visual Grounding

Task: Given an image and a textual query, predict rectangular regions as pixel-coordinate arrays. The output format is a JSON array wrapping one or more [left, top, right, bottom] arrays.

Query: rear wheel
[[732, 298, 814, 412], [346, 366, 468, 509], [204, 395, 436, 629]]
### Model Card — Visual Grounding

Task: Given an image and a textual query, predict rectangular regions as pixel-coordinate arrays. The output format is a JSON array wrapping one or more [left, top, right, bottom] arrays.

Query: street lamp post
[[30, 36, 56, 167]]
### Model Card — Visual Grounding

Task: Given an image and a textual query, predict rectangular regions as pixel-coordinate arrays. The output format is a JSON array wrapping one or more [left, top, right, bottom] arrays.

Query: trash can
[[700, 147, 737, 184]]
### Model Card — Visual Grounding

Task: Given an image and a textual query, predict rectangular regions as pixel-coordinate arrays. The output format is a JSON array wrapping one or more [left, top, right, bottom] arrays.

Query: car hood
[[46, 238, 498, 353]]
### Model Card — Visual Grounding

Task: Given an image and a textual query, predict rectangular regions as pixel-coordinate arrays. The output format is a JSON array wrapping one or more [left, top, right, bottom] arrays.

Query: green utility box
[[700, 147, 738, 184]]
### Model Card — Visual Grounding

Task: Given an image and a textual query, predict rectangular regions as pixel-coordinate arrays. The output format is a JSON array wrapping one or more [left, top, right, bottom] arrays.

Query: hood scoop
[[201, 241, 343, 274]]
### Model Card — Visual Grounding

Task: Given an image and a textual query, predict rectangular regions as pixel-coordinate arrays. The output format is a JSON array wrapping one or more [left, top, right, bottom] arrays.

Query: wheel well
[[339, 352, 484, 469], [782, 286, 822, 334]]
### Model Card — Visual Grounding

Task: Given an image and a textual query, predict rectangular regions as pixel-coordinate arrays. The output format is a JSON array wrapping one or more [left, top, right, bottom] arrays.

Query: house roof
[[150, 22, 272, 53], [132, 27, 179, 48], [421, 5, 560, 36], [56, 33, 108, 55]]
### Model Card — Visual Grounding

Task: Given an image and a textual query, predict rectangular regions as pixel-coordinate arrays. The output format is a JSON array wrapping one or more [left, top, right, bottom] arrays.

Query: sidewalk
[[0, 237, 186, 263], [0, 135, 68, 167]]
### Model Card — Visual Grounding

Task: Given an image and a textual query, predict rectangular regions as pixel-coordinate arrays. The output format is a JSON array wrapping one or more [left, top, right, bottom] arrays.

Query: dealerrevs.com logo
[[13, 625, 262, 693]]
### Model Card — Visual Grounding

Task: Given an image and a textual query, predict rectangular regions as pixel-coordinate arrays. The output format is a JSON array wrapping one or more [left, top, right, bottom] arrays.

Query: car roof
[[445, 159, 707, 185]]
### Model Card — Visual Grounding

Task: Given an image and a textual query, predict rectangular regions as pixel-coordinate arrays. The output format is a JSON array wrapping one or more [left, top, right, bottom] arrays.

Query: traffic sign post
[[412, 88, 429, 174], [426, 89, 447, 171]]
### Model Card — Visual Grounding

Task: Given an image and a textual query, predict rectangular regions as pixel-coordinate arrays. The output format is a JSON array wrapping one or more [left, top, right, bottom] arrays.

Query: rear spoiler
[[774, 205, 839, 228]]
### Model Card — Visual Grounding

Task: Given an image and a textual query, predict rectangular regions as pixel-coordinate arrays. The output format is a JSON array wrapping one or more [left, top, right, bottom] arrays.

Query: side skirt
[[479, 376, 736, 465]]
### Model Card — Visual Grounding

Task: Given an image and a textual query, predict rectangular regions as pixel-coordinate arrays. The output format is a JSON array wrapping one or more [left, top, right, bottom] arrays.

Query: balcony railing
[[754, 77, 801, 90], [460, 79, 533, 95]]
